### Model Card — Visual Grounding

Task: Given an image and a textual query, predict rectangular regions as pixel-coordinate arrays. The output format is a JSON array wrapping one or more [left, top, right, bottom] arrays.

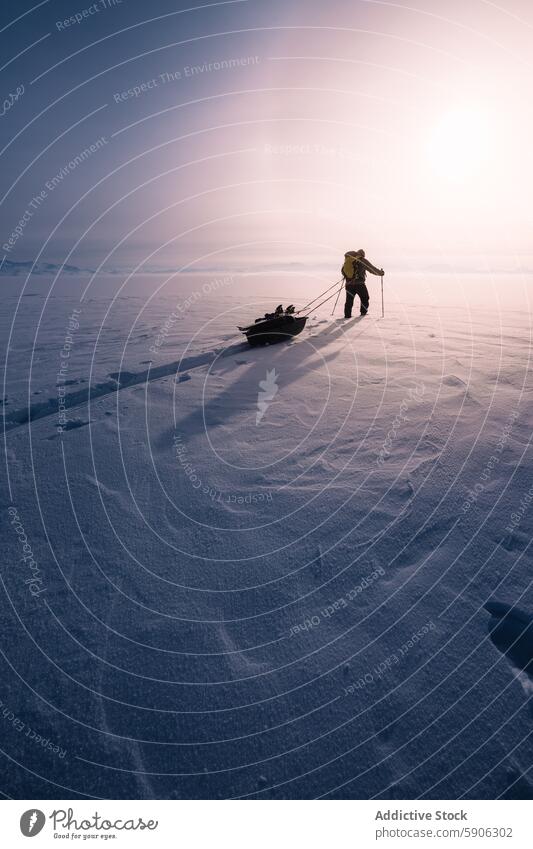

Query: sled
[[239, 306, 307, 346]]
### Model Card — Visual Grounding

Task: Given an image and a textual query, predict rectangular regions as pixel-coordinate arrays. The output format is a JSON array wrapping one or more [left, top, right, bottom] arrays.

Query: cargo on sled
[[238, 305, 307, 347]]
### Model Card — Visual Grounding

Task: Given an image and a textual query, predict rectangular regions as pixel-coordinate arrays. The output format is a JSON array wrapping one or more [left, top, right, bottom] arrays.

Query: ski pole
[[381, 274, 385, 318], [331, 281, 344, 316]]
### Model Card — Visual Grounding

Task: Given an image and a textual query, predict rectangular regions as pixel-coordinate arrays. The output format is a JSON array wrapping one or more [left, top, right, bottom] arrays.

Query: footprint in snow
[[47, 418, 90, 439], [485, 601, 533, 679], [63, 418, 90, 431], [442, 374, 467, 387]]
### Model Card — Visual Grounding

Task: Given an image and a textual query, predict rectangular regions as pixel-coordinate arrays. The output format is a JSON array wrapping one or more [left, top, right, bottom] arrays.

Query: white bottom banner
[[1, 800, 531, 847]]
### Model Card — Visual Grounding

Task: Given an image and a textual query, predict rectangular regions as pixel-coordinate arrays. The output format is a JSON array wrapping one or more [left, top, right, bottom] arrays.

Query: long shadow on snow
[[159, 317, 363, 445], [4, 319, 364, 435], [2, 342, 249, 431]]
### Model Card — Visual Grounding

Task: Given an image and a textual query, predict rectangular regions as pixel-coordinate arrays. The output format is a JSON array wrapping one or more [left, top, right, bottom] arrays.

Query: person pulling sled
[[342, 249, 384, 317]]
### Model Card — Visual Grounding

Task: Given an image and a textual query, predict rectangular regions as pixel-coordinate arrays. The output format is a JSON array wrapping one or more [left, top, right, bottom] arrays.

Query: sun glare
[[425, 106, 493, 182]]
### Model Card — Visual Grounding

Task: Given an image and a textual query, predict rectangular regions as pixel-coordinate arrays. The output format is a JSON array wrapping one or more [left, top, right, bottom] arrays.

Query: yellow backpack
[[342, 252, 359, 280]]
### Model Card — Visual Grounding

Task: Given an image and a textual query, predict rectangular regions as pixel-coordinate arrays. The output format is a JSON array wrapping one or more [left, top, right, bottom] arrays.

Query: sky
[[1, 0, 532, 275]]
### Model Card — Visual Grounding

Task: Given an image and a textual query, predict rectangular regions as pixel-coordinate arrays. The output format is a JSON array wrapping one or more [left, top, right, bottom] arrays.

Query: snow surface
[[1, 272, 533, 800]]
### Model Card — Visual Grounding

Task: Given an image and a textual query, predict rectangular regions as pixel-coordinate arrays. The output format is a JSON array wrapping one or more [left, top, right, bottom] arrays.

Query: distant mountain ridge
[[0, 259, 95, 276]]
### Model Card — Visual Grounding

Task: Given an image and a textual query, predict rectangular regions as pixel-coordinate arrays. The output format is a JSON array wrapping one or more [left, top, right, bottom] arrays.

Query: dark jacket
[[342, 257, 382, 285]]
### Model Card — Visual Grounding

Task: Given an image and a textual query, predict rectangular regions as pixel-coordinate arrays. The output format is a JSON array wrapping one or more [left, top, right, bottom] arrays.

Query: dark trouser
[[344, 281, 369, 317]]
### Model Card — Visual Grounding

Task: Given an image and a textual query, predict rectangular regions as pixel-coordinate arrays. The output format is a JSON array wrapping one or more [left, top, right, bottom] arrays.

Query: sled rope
[[301, 286, 345, 316], [297, 278, 343, 316]]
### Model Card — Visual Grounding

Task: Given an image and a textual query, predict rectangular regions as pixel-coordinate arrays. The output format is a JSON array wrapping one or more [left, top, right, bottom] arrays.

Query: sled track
[[3, 319, 377, 433], [2, 345, 246, 432]]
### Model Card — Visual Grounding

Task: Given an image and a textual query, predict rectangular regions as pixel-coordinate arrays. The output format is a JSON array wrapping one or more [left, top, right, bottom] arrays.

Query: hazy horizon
[[2, 0, 533, 278]]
